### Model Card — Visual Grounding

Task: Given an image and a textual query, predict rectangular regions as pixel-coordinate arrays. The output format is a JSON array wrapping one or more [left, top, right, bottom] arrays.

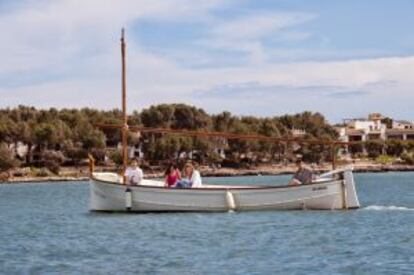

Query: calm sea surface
[[0, 172, 413, 274]]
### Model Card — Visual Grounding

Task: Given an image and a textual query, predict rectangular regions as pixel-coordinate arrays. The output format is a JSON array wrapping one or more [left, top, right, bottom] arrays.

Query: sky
[[1, 0, 413, 123]]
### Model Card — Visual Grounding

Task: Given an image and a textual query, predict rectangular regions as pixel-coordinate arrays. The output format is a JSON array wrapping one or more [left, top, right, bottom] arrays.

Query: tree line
[[0, 104, 413, 174], [348, 140, 414, 164]]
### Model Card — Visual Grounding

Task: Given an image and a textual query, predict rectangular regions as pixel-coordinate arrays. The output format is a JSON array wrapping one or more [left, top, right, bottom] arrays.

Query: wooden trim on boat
[[90, 175, 340, 191]]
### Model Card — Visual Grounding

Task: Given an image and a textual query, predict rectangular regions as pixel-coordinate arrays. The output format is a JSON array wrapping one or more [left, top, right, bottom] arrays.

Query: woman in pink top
[[164, 164, 181, 187]]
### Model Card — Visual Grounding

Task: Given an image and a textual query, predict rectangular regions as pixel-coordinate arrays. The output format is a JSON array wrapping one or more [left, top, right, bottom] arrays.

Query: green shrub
[[42, 150, 64, 175], [109, 150, 123, 165], [401, 152, 414, 165], [406, 141, 414, 153], [375, 155, 396, 165], [33, 167, 51, 177], [0, 143, 18, 171], [385, 140, 405, 156], [365, 141, 384, 159], [348, 143, 364, 156]]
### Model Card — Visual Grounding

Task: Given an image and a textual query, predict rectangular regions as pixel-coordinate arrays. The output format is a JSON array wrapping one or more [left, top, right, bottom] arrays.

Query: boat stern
[[343, 169, 360, 209]]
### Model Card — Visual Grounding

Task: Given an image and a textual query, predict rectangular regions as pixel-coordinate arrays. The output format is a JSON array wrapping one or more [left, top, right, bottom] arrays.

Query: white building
[[392, 120, 414, 130], [337, 113, 414, 142]]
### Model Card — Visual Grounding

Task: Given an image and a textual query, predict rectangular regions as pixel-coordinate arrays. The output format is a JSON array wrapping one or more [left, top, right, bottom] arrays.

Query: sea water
[[0, 172, 413, 274]]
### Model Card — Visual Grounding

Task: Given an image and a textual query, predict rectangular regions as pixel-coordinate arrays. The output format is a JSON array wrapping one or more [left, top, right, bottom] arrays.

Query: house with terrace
[[336, 113, 414, 155]]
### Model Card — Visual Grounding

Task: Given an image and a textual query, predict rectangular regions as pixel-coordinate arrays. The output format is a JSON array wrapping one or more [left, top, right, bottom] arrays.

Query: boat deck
[[91, 172, 334, 190]]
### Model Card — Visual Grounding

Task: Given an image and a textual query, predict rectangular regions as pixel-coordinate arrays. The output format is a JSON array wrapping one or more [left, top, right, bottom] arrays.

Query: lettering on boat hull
[[312, 186, 328, 191]]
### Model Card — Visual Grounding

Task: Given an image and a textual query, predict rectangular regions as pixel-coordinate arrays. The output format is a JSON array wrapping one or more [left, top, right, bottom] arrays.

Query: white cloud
[[0, 0, 413, 122], [196, 12, 316, 64], [211, 12, 315, 40], [0, 0, 226, 74]]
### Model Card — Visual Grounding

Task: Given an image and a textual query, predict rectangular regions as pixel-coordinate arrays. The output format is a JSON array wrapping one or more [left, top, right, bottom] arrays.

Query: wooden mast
[[331, 145, 336, 170], [121, 29, 128, 184], [95, 29, 347, 173]]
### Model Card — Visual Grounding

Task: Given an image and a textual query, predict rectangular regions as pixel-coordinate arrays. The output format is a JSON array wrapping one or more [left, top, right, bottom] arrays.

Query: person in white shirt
[[124, 159, 144, 185], [175, 163, 202, 188]]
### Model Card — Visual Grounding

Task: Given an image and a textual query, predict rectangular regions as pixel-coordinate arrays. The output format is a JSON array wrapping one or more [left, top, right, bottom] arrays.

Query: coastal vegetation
[[0, 105, 413, 177]]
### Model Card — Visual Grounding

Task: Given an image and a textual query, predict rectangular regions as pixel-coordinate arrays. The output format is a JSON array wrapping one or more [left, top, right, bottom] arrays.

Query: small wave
[[363, 205, 414, 211]]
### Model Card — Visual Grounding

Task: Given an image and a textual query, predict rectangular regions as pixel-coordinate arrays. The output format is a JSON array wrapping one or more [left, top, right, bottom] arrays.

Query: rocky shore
[[2, 162, 414, 184]]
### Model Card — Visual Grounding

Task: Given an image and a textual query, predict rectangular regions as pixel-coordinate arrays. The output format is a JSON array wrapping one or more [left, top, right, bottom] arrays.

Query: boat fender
[[341, 181, 348, 210], [125, 188, 132, 211], [226, 191, 236, 211]]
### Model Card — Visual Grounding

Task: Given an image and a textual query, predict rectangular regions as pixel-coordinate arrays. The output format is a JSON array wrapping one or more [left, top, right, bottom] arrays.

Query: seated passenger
[[164, 164, 181, 187], [175, 163, 202, 188], [289, 159, 314, 185], [124, 159, 144, 185]]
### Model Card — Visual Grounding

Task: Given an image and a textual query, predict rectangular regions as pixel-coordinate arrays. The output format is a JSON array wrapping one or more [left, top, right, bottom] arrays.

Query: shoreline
[[3, 163, 414, 184]]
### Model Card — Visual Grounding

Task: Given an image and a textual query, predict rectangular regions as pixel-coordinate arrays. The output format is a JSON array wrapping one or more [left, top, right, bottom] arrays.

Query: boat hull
[[89, 170, 360, 212]]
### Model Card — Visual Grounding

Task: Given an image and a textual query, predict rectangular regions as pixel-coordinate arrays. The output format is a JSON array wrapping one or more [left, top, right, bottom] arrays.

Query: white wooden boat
[[89, 30, 360, 213], [89, 168, 360, 212]]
